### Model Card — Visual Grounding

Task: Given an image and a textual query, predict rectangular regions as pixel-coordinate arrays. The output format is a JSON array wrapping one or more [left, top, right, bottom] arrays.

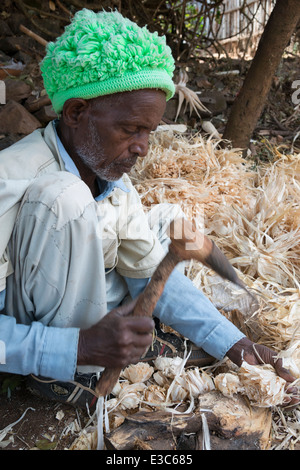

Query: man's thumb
[[114, 296, 139, 317]]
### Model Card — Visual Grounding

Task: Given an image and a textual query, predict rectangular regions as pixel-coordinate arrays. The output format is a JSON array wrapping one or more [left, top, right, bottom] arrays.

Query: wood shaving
[[215, 362, 290, 407], [121, 362, 154, 383]]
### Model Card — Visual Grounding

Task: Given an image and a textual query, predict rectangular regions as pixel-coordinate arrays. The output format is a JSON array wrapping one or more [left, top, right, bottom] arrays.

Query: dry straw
[[131, 129, 300, 355], [133, 129, 300, 449]]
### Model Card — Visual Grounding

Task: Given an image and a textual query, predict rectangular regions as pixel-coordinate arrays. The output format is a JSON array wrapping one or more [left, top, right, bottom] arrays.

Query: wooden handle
[[95, 367, 123, 398], [95, 251, 181, 397], [132, 250, 181, 317]]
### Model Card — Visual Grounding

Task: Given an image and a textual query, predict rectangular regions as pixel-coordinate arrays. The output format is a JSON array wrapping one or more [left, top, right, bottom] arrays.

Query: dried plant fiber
[[131, 130, 300, 356]]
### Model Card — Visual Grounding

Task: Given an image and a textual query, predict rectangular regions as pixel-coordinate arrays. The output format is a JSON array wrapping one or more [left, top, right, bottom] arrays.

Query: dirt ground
[[0, 373, 93, 450]]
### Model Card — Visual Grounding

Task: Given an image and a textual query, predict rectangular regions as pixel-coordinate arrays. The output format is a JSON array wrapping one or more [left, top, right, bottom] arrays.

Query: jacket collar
[[51, 120, 130, 201]]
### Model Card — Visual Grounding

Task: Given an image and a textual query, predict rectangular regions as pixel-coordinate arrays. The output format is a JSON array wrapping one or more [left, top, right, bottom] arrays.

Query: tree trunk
[[222, 0, 300, 150]]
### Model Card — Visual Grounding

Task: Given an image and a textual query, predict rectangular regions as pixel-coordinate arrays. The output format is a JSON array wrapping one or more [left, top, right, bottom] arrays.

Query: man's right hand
[[77, 298, 155, 369]]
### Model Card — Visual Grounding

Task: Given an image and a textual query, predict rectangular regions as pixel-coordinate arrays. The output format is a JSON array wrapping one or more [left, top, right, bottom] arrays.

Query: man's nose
[[129, 134, 149, 158]]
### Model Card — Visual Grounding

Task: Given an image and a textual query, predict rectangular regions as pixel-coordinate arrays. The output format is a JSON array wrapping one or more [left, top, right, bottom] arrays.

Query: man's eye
[[123, 127, 137, 135]]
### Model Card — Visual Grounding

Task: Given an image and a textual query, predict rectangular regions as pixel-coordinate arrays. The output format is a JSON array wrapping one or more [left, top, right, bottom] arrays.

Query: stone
[[0, 35, 44, 57], [4, 78, 32, 102], [0, 19, 13, 37], [0, 100, 41, 135], [24, 94, 51, 113], [7, 13, 30, 36], [197, 90, 227, 116], [34, 104, 57, 125], [0, 51, 12, 63], [0, 37, 24, 56]]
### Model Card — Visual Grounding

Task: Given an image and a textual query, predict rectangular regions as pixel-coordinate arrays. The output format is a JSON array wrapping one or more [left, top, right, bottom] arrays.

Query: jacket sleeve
[[0, 305, 79, 381]]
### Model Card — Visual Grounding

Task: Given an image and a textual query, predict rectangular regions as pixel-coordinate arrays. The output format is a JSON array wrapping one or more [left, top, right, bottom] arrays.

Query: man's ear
[[61, 98, 90, 128]]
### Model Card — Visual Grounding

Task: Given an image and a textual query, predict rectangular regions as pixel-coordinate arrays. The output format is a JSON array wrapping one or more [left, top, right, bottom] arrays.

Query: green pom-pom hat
[[41, 9, 176, 114]]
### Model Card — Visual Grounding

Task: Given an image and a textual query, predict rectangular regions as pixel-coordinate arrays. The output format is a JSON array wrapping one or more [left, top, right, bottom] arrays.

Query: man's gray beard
[[76, 120, 121, 182]]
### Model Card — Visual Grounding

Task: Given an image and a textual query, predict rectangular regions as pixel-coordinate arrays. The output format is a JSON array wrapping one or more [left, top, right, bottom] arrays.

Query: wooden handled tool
[[95, 218, 250, 397]]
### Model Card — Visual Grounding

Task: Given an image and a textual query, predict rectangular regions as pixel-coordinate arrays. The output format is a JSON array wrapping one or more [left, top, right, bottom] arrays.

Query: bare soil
[[0, 374, 91, 450]]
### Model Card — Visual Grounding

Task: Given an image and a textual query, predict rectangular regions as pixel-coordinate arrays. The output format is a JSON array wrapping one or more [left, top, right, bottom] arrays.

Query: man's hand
[[227, 337, 299, 406], [77, 298, 154, 370]]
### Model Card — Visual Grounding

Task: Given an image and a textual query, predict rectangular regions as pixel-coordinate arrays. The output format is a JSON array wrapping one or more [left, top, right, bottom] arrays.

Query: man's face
[[74, 89, 166, 182]]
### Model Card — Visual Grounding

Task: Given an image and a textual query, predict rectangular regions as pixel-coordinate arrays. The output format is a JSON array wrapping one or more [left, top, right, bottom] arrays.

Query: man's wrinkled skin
[[77, 298, 155, 369], [227, 337, 298, 407], [57, 89, 166, 193], [58, 88, 297, 406]]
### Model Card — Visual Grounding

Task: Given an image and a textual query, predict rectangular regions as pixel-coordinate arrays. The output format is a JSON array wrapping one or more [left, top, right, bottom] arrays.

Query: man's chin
[[95, 170, 124, 182], [96, 165, 135, 182]]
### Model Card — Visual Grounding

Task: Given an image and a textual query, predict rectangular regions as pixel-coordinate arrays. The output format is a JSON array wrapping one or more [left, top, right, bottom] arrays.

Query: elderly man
[[0, 9, 295, 410]]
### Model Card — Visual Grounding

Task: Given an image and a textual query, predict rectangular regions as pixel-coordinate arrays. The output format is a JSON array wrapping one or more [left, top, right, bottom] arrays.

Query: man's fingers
[[273, 359, 300, 407], [274, 359, 297, 384], [279, 367, 297, 384], [126, 316, 155, 334], [114, 297, 139, 317], [112, 296, 155, 338], [115, 329, 153, 367]]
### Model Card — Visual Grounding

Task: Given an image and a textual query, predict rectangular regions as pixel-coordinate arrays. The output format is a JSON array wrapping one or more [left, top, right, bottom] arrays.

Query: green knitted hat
[[41, 9, 175, 114]]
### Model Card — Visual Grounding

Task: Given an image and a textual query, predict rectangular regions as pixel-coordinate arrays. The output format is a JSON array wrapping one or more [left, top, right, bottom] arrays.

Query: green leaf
[[35, 439, 57, 450], [0, 375, 23, 396]]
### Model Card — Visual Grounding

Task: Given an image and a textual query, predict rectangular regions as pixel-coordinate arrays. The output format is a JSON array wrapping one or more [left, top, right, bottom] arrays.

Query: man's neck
[[57, 121, 98, 197]]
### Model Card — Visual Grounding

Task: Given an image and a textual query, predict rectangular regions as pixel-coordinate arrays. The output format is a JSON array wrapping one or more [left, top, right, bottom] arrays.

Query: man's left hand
[[226, 337, 299, 407]]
